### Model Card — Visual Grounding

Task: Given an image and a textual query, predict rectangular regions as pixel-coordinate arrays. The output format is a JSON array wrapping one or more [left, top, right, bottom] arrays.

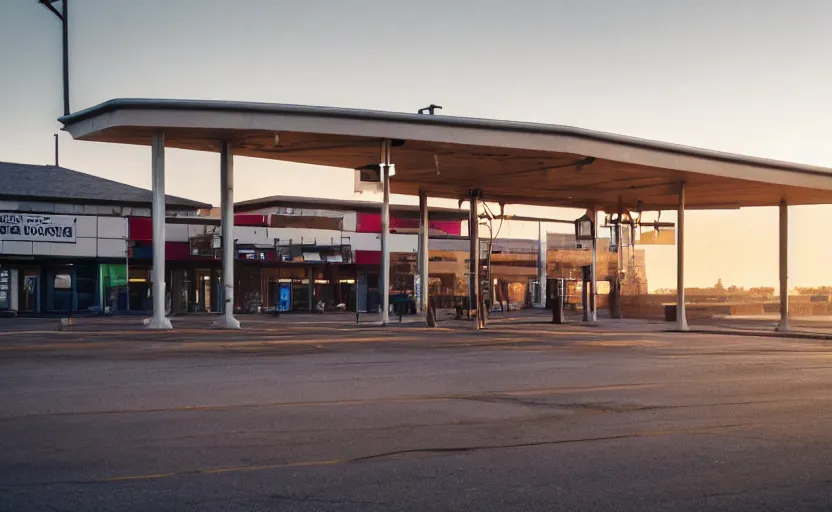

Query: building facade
[[0, 163, 649, 317], [0, 162, 208, 315]]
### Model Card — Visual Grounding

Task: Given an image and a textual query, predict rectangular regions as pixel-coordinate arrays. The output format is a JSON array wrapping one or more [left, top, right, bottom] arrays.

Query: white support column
[[380, 140, 392, 326], [776, 199, 790, 332], [147, 132, 172, 330], [589, 209, 598, 322], [676, 182, 689, 331], [469, 190, 481, 329], [611, 198, 624, 319], [213, 141, 240, 329], [537, 221, 547, 307], [418, 190, 429, 316]]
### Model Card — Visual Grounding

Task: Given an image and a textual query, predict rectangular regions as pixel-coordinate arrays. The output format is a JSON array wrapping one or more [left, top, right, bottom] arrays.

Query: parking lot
[[2, 313, 832, 511]]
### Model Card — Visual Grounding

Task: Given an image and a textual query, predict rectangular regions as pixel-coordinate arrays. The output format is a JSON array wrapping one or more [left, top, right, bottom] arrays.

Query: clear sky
[[2, 0, 831, 291]]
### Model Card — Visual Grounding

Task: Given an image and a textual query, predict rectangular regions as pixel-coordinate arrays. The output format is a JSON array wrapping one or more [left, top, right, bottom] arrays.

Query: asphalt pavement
[[1, 314, 831, 511]]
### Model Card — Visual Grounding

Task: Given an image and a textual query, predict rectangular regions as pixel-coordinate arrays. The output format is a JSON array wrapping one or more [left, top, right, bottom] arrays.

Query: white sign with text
[[0, 214, 77, 243]]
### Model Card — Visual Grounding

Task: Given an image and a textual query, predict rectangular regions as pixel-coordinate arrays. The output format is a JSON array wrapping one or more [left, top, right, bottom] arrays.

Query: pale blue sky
[[2, 0, 831, 290]]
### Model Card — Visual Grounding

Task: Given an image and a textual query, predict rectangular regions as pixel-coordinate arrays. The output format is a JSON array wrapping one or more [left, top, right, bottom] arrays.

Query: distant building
[[546, 232, 650, 307]]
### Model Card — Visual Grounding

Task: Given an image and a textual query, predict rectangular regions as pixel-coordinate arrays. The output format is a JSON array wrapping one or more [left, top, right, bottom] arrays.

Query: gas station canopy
[[59, 98, 832, 211]]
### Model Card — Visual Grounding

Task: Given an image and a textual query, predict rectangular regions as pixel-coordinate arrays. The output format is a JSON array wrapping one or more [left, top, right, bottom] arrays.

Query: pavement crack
[[0, 424, 746, 490], [348, 424, 747, 463]]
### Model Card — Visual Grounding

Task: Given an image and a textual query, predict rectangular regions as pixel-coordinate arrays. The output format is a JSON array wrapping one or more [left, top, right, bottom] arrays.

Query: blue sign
[[278, 284, 291, 312]]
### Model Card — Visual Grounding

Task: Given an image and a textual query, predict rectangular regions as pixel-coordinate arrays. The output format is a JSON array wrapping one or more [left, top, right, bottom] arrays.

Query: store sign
[[0, 214, 76, 243]]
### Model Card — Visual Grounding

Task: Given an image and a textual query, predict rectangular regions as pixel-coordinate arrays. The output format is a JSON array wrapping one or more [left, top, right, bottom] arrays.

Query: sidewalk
[[4, 308, 832, 342]]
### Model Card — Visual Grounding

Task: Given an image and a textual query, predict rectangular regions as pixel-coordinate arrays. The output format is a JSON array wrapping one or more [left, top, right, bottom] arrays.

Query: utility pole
[[124, 236, 130, 312], [38, 0, 70, 116]]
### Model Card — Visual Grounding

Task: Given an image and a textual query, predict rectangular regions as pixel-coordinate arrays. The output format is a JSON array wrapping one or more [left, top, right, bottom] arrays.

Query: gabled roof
[[0, 161, 211, 210]]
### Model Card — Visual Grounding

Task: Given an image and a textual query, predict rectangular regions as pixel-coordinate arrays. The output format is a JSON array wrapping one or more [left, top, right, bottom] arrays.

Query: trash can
[[609, 280, 623, 319], [664, 304, 676, 322]]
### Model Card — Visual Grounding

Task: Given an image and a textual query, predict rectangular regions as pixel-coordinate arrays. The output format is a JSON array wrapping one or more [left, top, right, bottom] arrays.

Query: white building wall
[[1, 209, 451, 259], [32, 242, 51, 255], [343, 232, 379, 251], [52, 203, 77, 215], [98, 238, 128, 258], [1, 241, 33, 255], [389, 233, 418, 253], [96, 217, 128, 258], [166, 224, 189, 243], [221, 224, 422, 255], [236, 226, 270, 244], [266, 227, 344, 246], [2, 211, 444, 261], [51, 238, 97, 257], [98, 217, 127, 239], [75, 216, 98, 238], [342, 212, 357, 232]]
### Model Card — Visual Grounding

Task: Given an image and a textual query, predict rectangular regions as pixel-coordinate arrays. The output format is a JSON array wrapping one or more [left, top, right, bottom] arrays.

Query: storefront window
[[48, 266, 73, 312], [128, 268, 151, 311], [75, 264, 98, 311], [390, 253, 416, 295]]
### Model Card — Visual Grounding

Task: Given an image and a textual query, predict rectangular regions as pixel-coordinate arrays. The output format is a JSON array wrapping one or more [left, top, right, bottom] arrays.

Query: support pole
[[62, 0, 70, 116], [124, 235, 130, 312], [676, 183, 689, 331], [380, 140, 392, 326], [776, 200, 790, 332], [537, 221, 547, 307], [418, 190, 430, 321], [38, 0, 70, 115], [213, 142, 240, 329], [611, 198, 624, 319], [469, 190, 481, 329], [147, 133, 172, 329], [589, 209, 598, 322], [308, 270, 314, 313]]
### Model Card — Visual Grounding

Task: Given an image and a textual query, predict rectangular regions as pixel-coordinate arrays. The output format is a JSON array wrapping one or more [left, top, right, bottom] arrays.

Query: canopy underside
[[59, 99, 832, 211]]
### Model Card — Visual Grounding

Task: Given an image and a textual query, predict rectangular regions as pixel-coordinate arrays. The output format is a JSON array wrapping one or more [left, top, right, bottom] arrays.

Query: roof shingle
[[0, 161, 210, 210]]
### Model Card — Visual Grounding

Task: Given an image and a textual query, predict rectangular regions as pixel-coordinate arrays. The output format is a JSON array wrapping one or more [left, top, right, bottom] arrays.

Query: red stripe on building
[[354, 250, 381, 266], [356, 213, 461, 236]]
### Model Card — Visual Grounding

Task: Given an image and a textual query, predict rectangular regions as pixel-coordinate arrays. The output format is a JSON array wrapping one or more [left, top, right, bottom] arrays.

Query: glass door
[[21, 274, 39, 313]]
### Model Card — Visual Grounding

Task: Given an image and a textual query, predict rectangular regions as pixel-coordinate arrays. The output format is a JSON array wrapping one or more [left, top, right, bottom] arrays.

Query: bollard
[[552, 295, 564, 324], [426, 298, 437, 327], [552, 280, 565, 324]]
